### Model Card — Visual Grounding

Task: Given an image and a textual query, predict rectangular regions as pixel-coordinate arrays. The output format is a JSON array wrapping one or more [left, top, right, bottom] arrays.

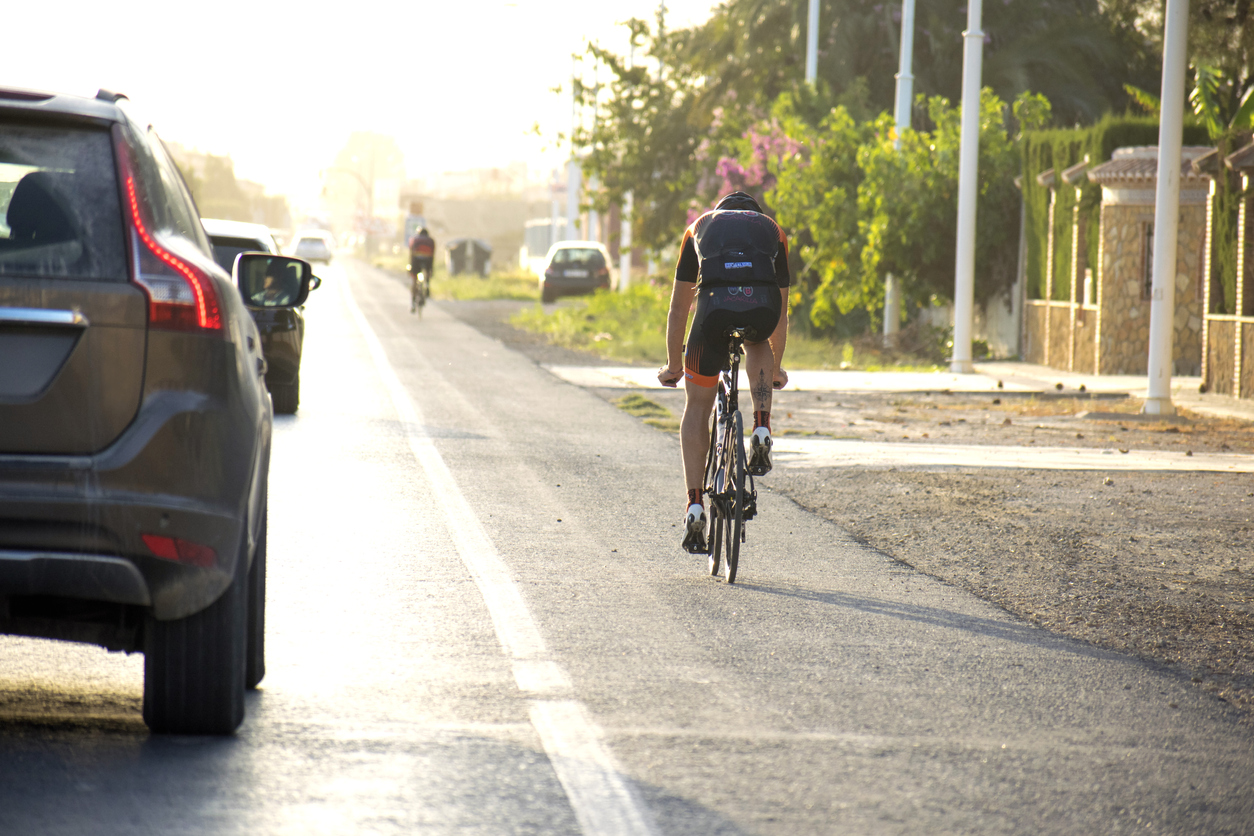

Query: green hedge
[[1208, 133, 1250, 315], [1020, 116, 1211, 303]]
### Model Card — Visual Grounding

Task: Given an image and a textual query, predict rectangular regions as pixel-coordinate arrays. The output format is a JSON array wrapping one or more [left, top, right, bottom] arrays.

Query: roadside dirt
[[446, 300, 1254, 721]]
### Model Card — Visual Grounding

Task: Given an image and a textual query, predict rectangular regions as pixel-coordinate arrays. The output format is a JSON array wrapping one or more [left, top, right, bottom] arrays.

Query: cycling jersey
[[675, 209, 790, 386], [674, 208, 790, 289], [410, 233, 435, 260]]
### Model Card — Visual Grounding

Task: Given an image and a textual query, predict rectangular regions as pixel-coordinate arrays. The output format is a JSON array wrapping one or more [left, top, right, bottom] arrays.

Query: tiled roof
[[1087, 146, 1214, 185], [1226, 141, 1254, 171]]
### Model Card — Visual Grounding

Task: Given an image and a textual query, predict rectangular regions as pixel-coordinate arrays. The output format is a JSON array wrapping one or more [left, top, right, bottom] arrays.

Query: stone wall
[[1207, 320, 1235, 395], [1096, 203, 1206, 375], [1048, 305, 1071, 366], [1073, 308, 1097, 372], [1243, 323, 1254, 397], [1024, 302, 1047, 364]]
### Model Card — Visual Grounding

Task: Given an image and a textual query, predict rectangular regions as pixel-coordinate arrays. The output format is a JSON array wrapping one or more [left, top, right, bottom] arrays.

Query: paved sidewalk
[[772, 437, 1254, 473], [545, 359, 1254, 473], [543, 360, 1254, 424]]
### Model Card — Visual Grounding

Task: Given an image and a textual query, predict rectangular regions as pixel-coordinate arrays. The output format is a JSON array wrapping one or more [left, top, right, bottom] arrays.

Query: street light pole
[[885, 0, 916, 343], [1143, 0, 1191, 416], [805, 0, 819, 86], [950, 0, 984, 374]]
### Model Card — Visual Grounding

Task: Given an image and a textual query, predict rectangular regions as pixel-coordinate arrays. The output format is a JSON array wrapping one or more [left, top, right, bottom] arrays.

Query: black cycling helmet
[[714, 191, 762, 213]]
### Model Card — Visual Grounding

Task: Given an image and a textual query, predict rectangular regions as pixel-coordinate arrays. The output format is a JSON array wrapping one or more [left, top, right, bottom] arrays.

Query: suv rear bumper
[[0, 550, 151, 605], [0, 387, 257, 621]]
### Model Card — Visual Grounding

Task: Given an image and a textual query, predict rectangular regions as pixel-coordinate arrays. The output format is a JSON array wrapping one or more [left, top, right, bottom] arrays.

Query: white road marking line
[[341, 273, 659, 836], [514, 660, 573, 695], [531, 701, 660, 836]]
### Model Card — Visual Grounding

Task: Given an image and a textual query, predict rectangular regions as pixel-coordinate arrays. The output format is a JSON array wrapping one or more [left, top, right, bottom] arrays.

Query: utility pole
[[620, 24, 635, 290], [950, 0, 984, 374], [884, 0, 916, 342], [1143, 0, 1191, 415], [620, 191, 633, 291], [566, 54, 581, 243], [805, 0, 819, 85]]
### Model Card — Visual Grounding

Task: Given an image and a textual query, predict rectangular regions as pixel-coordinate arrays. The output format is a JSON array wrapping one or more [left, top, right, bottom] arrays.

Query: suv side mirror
[[234, 253, 314, 308]]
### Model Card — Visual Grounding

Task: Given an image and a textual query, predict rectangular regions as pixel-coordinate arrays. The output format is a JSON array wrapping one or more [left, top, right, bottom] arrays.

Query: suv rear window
[[0, 122, 127, 281], [552, 248, 605, 268], [209, 235, 271, 273]]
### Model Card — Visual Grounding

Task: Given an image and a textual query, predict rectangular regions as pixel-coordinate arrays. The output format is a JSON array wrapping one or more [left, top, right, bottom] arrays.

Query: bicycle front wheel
[[725, 411, 745, 584]]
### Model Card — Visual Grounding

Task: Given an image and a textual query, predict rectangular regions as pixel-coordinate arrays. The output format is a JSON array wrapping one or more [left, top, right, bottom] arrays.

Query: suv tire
[[246, 504, 267, 690], [272, 375, 299, 415], [142, 532, 248, 735]]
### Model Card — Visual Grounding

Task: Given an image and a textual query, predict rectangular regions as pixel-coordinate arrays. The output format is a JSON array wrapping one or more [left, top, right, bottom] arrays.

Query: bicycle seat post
[[724, 328, 745, 414]]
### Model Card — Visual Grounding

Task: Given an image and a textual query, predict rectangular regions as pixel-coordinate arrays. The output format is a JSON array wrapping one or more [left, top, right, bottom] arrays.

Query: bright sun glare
[[4, 0, 716, 211]]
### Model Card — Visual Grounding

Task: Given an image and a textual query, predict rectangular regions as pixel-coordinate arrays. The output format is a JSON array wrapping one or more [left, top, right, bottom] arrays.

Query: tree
[[1106, 0, 1254, 122], [577, 0, 1159, 255], [323, 132, 405, 239]]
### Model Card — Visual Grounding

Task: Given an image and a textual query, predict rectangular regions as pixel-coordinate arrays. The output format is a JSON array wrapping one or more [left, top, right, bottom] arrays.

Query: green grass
[[613, 393, 679, 433], [510, 281, 944, 371], [511, 283, 670, 364], [432, 270, 539, 302], [374, 253, 541, 302]]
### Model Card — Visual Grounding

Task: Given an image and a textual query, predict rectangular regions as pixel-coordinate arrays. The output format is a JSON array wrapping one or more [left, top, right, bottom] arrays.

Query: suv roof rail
[[0, 88, 53, 102], [96, 89, 128, 103]]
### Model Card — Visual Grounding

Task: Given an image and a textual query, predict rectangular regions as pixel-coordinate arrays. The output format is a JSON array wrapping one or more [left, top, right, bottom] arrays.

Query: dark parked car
[[539, 240, 612, 303], [203, 218, 319, 414], [0, 87, 314, 734]]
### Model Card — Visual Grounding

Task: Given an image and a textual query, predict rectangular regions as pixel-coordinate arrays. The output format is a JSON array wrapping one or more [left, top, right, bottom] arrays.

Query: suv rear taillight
[[115, 136, 223, 334], [125, 177, 222, 333]]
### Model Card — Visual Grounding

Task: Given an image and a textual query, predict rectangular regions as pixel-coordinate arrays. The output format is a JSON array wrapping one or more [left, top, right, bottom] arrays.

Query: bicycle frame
[[702, 328, 757, 583]]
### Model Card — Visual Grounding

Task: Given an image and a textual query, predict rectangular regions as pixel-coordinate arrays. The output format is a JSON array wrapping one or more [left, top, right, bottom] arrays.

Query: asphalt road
[[1, 258, 1251, 835]]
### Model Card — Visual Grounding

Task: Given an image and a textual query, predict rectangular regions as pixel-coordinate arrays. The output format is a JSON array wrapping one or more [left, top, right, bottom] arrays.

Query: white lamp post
[[1143, 0, 1191, 416], [950, 0, 984, 374]]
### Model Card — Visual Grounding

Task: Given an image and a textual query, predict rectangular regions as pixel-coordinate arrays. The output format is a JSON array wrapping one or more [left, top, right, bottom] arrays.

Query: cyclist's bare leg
[[745, 340, 774, 417], [680, 378, 718, 493]]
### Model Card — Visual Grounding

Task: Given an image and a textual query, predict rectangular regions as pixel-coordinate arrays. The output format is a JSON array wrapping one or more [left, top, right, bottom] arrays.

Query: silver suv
[[0, 88, 313, 734]]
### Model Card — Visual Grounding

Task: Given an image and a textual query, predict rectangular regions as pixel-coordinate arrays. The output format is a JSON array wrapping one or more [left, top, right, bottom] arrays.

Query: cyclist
[[657, 191, 790, 552], [408, 226, 436, 293]]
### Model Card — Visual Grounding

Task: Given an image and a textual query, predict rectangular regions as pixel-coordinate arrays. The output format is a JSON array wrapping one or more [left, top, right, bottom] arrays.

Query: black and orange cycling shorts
[[683, 283, 782, 387]]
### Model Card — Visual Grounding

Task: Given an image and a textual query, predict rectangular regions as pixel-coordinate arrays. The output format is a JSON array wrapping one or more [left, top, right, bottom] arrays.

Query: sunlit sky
[[7, 0, 717, 211]]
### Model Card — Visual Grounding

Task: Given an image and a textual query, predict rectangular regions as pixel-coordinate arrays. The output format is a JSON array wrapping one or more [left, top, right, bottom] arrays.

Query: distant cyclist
[[409, 226, 436, 287], [657, 191, 789, 551]]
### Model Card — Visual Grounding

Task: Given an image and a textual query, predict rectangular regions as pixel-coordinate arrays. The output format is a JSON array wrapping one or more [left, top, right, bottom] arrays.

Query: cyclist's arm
[[660, 279, 696, 386]]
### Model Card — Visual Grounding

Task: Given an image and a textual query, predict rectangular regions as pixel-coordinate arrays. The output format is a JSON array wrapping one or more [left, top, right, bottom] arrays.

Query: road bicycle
[[410, 269, 428, 316], [702, 327, 758, 584]]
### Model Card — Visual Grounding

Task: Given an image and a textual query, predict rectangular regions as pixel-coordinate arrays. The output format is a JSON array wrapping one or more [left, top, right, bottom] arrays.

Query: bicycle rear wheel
[[725, 411, 746, 584], [703, 413, 722, 575]]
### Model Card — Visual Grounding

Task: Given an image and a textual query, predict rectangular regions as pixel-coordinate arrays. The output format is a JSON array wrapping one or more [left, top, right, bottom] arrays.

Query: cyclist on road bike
[[409, 226, 436, 287], [657, 191, 790, 552]]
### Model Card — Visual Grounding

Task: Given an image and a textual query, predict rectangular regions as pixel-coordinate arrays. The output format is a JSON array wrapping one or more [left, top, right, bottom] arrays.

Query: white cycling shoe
[[748, 427, 772, 475], [681, 503, 707, 553]]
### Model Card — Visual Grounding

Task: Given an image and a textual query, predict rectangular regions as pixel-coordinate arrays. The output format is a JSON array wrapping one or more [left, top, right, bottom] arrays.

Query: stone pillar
[[1200, 176, 1216, 387], [1236, 172, 1249, 397]]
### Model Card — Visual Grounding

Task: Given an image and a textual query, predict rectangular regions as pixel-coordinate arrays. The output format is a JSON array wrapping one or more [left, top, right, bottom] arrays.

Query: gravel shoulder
[[444, 299, 1254, 720]]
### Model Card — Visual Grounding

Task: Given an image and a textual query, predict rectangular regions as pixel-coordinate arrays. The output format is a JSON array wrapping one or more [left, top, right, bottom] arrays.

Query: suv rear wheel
[[246, 504, 267, 690], [272, 374, 299, 414], [142, 532, 248, 734]]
